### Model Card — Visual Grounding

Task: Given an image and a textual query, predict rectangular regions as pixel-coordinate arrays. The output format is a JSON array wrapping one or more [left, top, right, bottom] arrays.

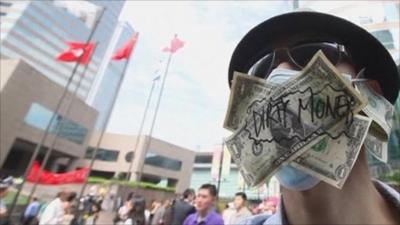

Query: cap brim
[[228, 11, 399, 103]]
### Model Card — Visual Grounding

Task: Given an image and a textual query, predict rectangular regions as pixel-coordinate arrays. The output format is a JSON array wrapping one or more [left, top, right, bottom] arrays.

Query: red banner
[[27, 161, 89, 185]]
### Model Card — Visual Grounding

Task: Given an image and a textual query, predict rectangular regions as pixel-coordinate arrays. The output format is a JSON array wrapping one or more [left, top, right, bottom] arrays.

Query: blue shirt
[[24, 201, 40, 218], [183, 209, 224, 225]]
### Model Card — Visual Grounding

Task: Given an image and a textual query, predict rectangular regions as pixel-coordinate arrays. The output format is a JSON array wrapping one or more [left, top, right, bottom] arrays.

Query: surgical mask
[[267, 67, 321, 191], [275, 165, 321, 191], [267, 67, 353, 84]]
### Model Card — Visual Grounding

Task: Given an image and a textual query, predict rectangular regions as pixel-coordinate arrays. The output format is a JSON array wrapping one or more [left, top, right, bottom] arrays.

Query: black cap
[[228, 11, 399, 104]]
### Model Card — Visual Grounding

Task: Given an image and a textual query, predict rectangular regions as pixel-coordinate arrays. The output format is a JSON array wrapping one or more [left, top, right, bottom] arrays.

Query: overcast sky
[[105, 1, 293, 151], [106, 0, 400, 151]]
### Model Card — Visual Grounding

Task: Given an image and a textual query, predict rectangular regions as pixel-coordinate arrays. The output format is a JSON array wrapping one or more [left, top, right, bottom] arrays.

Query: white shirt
[[39, 198, 65, 225]]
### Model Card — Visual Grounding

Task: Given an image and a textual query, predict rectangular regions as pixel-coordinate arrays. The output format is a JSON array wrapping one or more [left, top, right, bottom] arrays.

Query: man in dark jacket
[[169, 188, 195, 225]]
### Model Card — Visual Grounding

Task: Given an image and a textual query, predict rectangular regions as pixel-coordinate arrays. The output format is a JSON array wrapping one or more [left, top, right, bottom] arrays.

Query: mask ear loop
[[352, 68, 369, 83], [265, 51, 277, 76], [286, 48, 303, 70]]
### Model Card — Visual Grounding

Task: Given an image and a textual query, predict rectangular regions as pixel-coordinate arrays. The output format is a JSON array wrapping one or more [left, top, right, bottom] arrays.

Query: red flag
[[57, 41, 94, 64], [112, 32, 139, 60], [27, 161, 89, 185], [163, 34, 184, 53]]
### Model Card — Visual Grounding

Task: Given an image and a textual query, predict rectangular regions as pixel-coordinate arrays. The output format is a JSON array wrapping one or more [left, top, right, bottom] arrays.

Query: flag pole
[[126, 76, 159, 180], [137, 51, 173, 183], [7, 7, 105, 220], [216, 141, 225, 201], [75, 35, 138, 218], [27, 43, 98, 201]]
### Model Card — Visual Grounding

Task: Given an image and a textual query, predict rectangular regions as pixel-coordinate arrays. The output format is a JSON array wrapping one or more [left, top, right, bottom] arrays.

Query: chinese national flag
[[112, 32, 139, 60], [163, 34, 184, 53], [57, 42, 95, 64]]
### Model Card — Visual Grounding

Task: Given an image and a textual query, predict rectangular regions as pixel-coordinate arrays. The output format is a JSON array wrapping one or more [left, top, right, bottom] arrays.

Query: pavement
[[96, 211, 116, 225]]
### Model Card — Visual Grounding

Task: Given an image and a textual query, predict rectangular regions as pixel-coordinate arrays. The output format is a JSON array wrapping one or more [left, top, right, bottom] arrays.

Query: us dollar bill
[[291, 114, 372, 188], [354, 80, 393, 162], [223, 69, 371, 188], [364, 131, 388, 163], [225, 51, 367, 187], [224, 72, 276, 131]]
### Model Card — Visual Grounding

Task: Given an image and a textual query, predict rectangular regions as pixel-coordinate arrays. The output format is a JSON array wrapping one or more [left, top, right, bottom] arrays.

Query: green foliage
[[87, 176, 175, 192], [379, 171, 400, 185], [3, 190, 29, 205]]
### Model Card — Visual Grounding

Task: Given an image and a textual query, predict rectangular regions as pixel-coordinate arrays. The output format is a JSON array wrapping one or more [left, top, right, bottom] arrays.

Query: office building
[[82, 133, 196, 194], [0, 0, 125, 99], [87, 22, 135, 130], [0, 1, 127, 175], [0, 59, 98, 174]]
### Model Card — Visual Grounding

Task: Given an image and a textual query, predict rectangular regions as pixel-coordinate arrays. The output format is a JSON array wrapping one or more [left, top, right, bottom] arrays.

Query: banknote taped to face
[[224, 51, 367, 187]]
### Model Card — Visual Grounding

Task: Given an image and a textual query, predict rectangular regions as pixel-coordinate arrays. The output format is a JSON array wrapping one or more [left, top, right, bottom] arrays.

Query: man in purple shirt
[[183, 184, 224, 225]]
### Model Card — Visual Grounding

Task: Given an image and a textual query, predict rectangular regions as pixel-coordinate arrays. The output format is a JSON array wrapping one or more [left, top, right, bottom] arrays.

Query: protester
[[151, 199, 169, 225], [146, 200, 157, 225], [183, 184, 223, 225], [115, 198, 133, 225], [249, 203, 260, 215], [170, 188, 196, 225], [226, 192, 251, 225], [22, 197, 40, 225], [144, 200, 153, 225], [262, 197, 278, 215], [228, 10, 400, 225], [39, 191, 69, 225], [125, 195, 146, 225], [222, 202, 234, 225], [0, 176, 13, 225], [161, 199, 173, 225]]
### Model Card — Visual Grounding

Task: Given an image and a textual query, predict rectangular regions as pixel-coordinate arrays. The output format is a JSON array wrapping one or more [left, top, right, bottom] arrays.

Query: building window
[[371, 30, 395, 49], [125, 151, 134, 162], [144, 152, 182, 171], [24, 103, 88, 145], [85, 147, 119, 162], [195, 155, 212, 164]]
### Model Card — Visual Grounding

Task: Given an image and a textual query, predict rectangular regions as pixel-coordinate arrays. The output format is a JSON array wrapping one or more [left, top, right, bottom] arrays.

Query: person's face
[[264, 202, 275, 213], [195, 188, 214, 213], [233, 196, 245, 209], [187, 193, 195, 203], [59, 192, 69, 202], [126, 200, 134, 209]]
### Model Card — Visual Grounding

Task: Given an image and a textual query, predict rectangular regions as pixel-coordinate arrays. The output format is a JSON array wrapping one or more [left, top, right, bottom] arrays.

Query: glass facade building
[[85, 147, 119, 162], [144, 152, 183, 171], [24, 103, 88, 145], [0, 0, 125, 99], [87, 22, 135, 130], [0, 0, 126, 175]]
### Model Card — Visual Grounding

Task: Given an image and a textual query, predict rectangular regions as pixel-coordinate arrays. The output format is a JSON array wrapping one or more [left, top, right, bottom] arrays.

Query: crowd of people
[[1, 174, 277, 225], [113, 184, 278, 225]]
